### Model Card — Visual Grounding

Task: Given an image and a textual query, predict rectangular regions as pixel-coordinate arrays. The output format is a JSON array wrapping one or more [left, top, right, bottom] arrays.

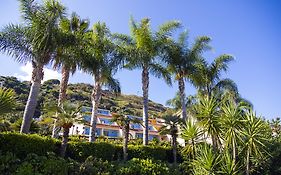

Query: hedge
[[0, 132, 60, 159], [0, 132, 175, 162]]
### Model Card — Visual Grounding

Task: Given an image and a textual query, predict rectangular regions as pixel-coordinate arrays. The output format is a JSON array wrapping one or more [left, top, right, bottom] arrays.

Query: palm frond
[[0, 88, 16, 115], [0, 24, 33, 63]]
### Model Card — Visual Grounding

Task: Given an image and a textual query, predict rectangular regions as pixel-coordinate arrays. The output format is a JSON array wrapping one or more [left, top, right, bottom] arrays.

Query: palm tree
[[81, 22, 121, 142], [242, 110, 270, 175], [115, 17, 180, 145], [193, 94, 222, 151], [164, 31, 211, 121], [51, 12, 90, 138], [181, 118, 203, 160], [111, 107, 142, 161], [166, 92, 197, 113], [0, 0, 65, 133], [42, 102, 83, 157], [190, 54, 236, 98], [0, 88, 16, 115], [159, 112, 182, 164]]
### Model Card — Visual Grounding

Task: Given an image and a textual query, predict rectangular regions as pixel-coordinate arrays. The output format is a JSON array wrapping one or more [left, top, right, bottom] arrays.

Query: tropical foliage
[[0, 0, 279, 174]]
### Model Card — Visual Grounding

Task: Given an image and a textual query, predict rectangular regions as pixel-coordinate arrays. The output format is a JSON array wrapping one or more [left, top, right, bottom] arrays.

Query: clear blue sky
[[1, 0, 281, 119]]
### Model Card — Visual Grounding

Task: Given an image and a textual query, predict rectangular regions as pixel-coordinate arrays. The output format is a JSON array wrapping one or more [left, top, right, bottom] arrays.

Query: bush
[[117, 158, 171, 175], [127, 145, 172, 162], [0, 132, 60, 159], [0, 133, 176, 163], [0, 152, 79, 175], [67, 141, 120, 161]]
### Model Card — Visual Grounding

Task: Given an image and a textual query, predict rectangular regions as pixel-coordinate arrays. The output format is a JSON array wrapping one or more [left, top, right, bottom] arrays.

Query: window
[[131, 123, 142, 129], [84, 115, 91, 122], [99, 118, 113, 125], [84, 127, 101, 136], [103, 130, 118, 137], [97, 109, 111, 116], [136, 133, 143, 139], [149, 135, 158, 140], [148, 125, 155, 131]]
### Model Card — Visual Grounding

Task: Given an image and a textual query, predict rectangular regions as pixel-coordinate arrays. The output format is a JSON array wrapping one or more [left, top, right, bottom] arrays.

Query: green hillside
[[0, 76, 168, 118]]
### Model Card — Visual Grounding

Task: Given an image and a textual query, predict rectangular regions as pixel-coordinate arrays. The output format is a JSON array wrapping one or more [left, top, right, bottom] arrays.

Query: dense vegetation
[[0, 0, 281, 174]]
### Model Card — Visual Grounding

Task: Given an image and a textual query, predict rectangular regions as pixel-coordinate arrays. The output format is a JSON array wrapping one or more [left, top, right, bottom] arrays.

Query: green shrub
[[0, 132, 60, 159], [117, 158, 171, 175], [67, 141, 120, 161], [127, 145, 172, 162], [79, 156, 115, 175], [0, 133, 176, 163]]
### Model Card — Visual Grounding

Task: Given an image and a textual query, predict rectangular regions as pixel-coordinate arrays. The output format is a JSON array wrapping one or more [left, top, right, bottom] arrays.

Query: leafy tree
[[81, 22, 121, 142], [159, 112, 182, 164], [164, 30, 211, 120], [111, 107, 142, 161], [42, 102, 83, 157], [115, 17, 180, 145], [0, 0, 65, 133]]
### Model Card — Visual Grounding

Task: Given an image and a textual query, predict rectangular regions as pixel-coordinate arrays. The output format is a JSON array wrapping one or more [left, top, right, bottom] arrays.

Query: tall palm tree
[[42, 102, 83, 157], [159, 112, 182, 164], [51, 12, 90, 138], [166, 92, 197, 113], [81, 22, 121, 142], [115, 17, 180, 145], [111, 107, 142, 161], [164, 31, 211, 121], [190, 54, 237, 98], [242, 110, 270, 175], [0, 88, 16, 115], [0, 0, 65, 133]]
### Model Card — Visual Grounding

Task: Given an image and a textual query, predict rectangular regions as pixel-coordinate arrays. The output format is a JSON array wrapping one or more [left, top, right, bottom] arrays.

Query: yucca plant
[[181, 118, 204, 160], [192, 144, 221, 175]]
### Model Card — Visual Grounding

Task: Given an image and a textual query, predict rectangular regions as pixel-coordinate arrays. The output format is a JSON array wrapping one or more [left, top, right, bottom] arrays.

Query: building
[[69, 107, 168, 141]]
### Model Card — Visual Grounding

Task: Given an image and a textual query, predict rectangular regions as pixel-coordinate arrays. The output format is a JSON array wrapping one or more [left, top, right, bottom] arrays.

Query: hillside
[[0, 76, 168, 118]]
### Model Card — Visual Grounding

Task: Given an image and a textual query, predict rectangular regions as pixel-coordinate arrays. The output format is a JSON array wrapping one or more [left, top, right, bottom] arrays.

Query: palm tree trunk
[[60, 127, 70, 157], [123, 126, 129, 161], [89, 74, 102, 142], [178, 77, 187, 121], [246, 148, 250, 175], [172, 135, 177, 164], [142, 66, 149, 145], [52, 65, 70, 138], [20, 63, 43, 134]]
